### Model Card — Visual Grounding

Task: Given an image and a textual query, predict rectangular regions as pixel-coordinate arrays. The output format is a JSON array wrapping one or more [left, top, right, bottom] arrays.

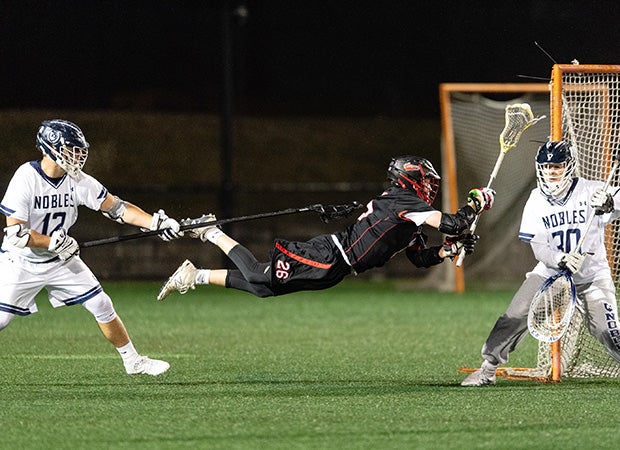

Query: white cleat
[[126, 355, 170, 376], [157, 259, 198, 301], [461, 360, 497, 386]]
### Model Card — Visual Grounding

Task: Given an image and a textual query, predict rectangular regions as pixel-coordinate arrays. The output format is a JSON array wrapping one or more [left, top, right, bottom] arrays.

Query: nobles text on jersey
[[34, 194, 74, 209], [541, 209, 586, 229]]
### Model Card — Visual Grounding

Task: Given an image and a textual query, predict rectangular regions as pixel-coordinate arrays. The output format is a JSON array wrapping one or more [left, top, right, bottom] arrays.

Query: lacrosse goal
[[448, 65, 620, 382], [509, 64, 620, 382]]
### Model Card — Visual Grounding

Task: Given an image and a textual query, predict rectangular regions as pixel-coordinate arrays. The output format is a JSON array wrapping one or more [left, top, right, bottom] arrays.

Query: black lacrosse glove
[[314, 202, 363, 223], [442, 233, 479, 260]]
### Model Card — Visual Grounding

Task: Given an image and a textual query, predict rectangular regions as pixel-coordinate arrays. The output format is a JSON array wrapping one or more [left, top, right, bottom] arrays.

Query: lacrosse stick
[[527, 154, 620, 342], [455, 103, 545, 266], [80, 201, 363, 248]]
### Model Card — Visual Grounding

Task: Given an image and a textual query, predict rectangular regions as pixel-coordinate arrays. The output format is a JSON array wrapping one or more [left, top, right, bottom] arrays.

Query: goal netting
[[438, 83, 549, 292], [444, 65, 620, 381]]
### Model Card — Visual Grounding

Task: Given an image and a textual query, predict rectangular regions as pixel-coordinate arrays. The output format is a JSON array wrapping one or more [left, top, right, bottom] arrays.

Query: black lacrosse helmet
[[387, 155, 440, 204]]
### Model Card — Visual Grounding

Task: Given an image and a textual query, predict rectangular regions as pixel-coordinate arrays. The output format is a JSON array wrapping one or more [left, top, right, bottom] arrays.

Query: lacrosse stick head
[[499, 103, 545, 153], [527, 270, 577, 343]]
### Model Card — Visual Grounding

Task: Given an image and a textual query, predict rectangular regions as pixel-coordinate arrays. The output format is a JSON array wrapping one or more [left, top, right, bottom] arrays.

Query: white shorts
[[0, 251, 103, 316]]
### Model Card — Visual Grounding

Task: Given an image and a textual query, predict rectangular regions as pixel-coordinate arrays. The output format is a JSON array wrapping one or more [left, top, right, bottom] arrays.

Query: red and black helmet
[[387, 155, 440, 204]]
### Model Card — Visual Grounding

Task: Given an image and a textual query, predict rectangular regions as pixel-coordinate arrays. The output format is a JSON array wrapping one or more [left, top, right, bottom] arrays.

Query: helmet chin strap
[[541, 178, 575, 204]]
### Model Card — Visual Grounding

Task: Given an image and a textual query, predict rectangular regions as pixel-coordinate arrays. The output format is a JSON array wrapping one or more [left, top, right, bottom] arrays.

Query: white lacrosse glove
[[4, 223, 31, 248], [180, 213, 222, 242], [590, 188, 614, 215], [48, 229, 80, 261], [467, 187, 496, 215], [149, 209, 183, 241], [559, 251, 586, 274]]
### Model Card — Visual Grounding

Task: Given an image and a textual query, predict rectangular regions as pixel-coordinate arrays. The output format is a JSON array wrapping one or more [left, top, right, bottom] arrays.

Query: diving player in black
[[157, 155, 495, 300]]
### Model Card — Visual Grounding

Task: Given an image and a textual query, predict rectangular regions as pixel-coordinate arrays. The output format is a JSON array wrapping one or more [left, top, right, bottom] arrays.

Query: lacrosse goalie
[[461, 140, 620, 386], [0, 119, 183, 376], [158, 155, 494, 300]]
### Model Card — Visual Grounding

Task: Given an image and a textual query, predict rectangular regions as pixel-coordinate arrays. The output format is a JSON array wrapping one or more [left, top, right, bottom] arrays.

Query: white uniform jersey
[[0, 160, 107, 262], [518, 177, 620, 284]]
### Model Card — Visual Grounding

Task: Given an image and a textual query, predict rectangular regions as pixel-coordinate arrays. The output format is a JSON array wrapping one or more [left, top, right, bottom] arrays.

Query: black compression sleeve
[[438, 205, 476, 235], [406, 246, 444, 268]]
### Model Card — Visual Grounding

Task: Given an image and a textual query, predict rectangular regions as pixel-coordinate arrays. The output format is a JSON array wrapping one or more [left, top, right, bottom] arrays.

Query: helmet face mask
[[36, 120, 89, 177], [387, 155, 441, 204], [535, 141, 576, 201]]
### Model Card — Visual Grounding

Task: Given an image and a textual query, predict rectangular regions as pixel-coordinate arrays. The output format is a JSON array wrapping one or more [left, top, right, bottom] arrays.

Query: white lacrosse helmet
[[36, 119, 90, 177], [535, 141, 576, 201]]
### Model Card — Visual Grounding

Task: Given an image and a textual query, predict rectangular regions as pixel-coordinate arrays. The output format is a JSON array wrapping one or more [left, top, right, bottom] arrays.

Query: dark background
[[1, 1, 617, 282], [2, 1, 619, 117]]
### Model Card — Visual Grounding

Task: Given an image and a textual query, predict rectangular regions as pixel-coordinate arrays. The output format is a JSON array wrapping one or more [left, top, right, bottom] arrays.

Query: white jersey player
[[0, 119, 183, 376], [461, 140, 620, 386]]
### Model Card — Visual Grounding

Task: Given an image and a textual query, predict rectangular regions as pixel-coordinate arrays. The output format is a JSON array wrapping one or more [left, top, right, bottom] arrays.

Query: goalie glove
[[467, 188, 496, 215], [148, 209, 183, 241], [590, 188, 614, 215], [442, 233, 479, 260], [48, 229, 79, 261], [559, 251, 586, 274]]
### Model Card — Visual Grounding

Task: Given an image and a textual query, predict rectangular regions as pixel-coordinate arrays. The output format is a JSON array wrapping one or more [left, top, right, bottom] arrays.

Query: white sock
[[196, 269, 211, 285], [204, 227, 224, 244], [117, 341, 139, 365]]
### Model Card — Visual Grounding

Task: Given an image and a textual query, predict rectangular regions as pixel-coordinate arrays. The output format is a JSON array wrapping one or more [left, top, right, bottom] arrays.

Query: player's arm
[[424, 188, 495, 234], [530, 237, 585, 273], [405, 232, 478, 268], [5, 217, 47, 248], [100, 192, 182, 240], [4, 217, 79, 260]]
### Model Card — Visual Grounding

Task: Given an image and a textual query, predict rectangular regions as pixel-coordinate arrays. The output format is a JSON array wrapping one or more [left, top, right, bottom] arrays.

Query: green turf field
[[1, 280, 616, 449]]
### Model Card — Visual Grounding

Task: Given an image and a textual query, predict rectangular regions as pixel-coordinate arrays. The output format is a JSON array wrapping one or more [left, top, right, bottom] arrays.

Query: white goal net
[[438, 83, 549, 292]]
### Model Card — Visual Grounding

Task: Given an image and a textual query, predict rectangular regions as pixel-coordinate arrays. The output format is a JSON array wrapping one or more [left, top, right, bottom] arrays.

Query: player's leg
[[580, 278, 620, 364], [462, 272, 544, 386], [82, 291, 169, 375], [158, 233, 271, 300], [0, 312, 15, 331], [157, 259, 230, 301], [0, 255, 44, 328], [49, 257, 169, 375], [158, 261, 273, 300]]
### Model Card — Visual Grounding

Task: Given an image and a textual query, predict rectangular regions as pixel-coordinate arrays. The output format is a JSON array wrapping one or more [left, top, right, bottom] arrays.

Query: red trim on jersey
[[275, 242, 333, 269], [398, 211, 413, 221], [345, 217, 398, 263]]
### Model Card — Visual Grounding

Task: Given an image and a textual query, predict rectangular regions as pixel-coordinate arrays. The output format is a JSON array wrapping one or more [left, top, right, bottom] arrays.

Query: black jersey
[[334, 187, 435, 273]]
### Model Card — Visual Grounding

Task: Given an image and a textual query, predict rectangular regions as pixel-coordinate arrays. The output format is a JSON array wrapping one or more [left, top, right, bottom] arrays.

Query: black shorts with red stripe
[[269, 234, 352, 295]]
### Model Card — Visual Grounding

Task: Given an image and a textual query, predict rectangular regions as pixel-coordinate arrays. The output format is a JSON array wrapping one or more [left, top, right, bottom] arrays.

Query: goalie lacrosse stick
[[80, 201, 363, 249], [455, 103, 545, 267], [527, 154, 620, 342]]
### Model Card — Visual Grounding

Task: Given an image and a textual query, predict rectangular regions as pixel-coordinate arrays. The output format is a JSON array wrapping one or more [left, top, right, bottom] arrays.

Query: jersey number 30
[[552, 228, 581, 253]]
